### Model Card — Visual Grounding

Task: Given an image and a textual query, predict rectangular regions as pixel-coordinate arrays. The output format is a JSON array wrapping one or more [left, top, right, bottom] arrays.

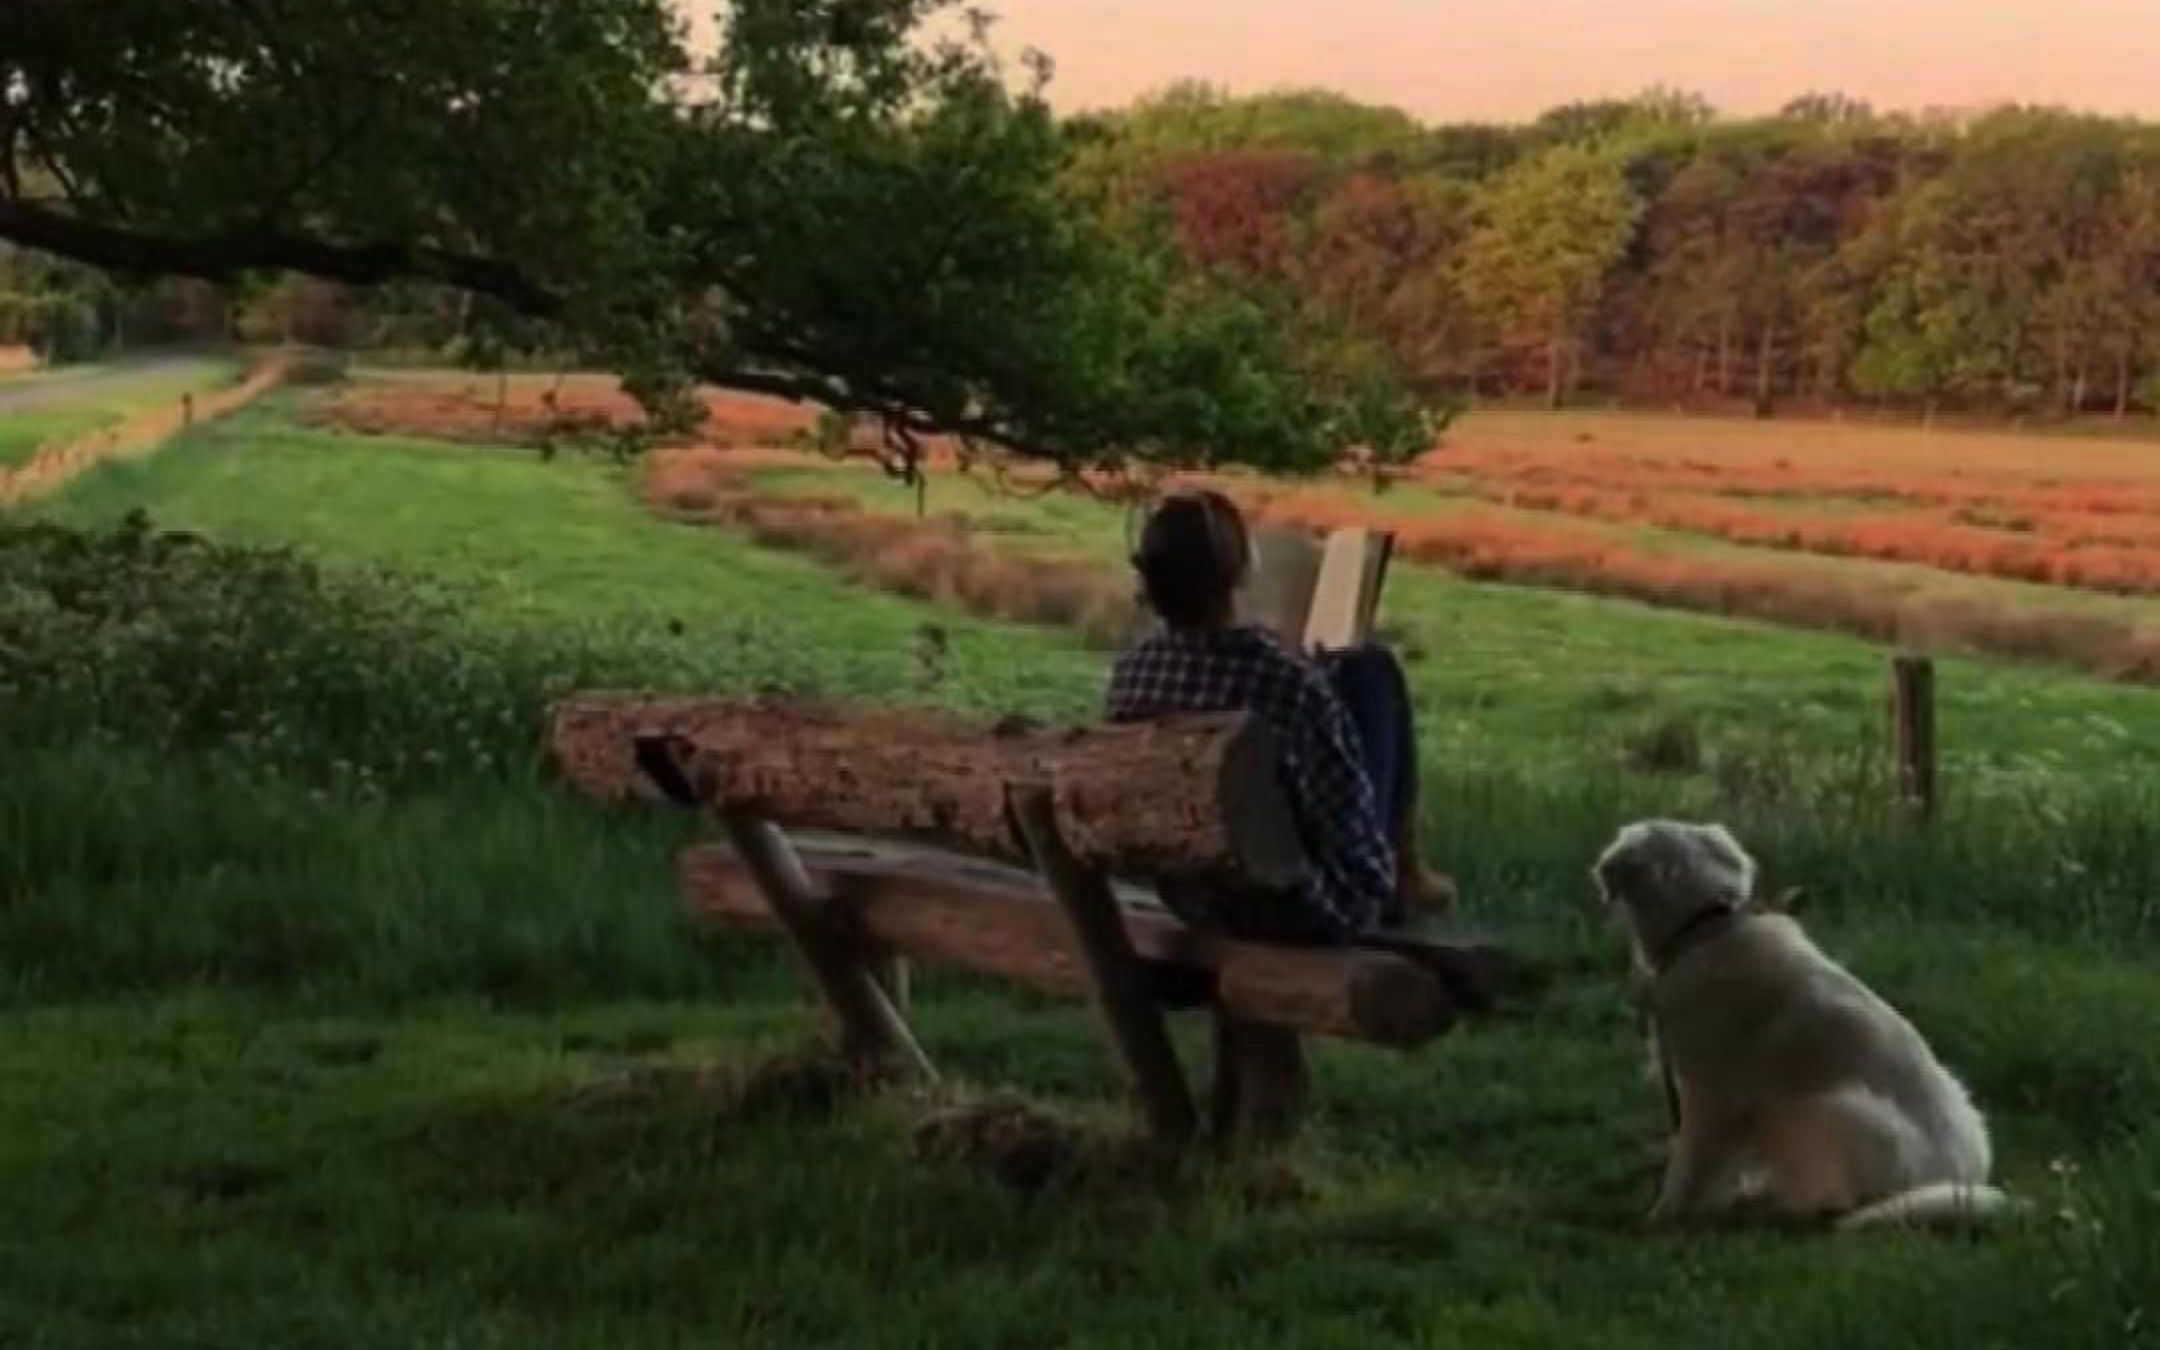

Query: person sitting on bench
[[1106, 489, 1455, 944]]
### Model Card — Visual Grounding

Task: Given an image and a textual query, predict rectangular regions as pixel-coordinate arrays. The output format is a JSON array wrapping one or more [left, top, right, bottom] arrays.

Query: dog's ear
[[1687, 823, 1758, 904], [1593, 851, 1648, 905]]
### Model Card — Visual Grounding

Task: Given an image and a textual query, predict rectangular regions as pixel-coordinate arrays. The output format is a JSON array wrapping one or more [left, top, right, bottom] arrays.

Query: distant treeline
[[1064, 86, 2160, 421], [13, 80, 2158, 428]]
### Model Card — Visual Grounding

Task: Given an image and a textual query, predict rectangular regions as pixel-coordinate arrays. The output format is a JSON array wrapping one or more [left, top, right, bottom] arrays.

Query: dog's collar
[[1651, 900, 1740, 974]]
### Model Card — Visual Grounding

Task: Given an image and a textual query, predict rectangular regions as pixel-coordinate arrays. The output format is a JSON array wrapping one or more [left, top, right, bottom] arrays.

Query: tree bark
[[0, 199, 566, 319], [1545, 337, 1564, 410], [550, 693, 1309, 887], [2117, 350, 2135, 420], [1752, 325, 1777, 419], [678, 841, 1454, 1045]]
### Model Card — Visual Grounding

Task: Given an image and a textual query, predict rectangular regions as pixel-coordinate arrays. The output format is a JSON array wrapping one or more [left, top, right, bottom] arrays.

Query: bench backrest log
[[549, 692, 1313, 889]]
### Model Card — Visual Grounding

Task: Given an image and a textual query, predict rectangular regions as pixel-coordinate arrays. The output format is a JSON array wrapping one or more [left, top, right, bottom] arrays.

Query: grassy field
[[0, 355, 243, 466], [4, 399, 2157, 1347], [321, 370, 2160, 685]]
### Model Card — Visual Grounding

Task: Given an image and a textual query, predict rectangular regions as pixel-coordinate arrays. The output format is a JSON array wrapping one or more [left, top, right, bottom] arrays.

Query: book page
[[1356, 531, 1394, 640], [1303, 527, 1392, 652]]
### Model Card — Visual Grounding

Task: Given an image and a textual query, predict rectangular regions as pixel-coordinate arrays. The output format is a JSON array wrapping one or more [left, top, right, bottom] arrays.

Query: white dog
[[1594, 820, 2014, 1230]]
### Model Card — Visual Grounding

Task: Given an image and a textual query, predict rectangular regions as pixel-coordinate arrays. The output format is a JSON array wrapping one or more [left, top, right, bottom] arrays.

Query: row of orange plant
[[652, 450, 2160, 688], [1446, 481, 2160, 595], [1228, 486, 2160, 684], [643, 448, 1138, 648], [1425, 446, 2160, 521]]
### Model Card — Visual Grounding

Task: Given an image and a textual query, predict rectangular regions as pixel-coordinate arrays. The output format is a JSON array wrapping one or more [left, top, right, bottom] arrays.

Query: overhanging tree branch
[[0, 195, 1062, 459], [0, 200, 567, 319]]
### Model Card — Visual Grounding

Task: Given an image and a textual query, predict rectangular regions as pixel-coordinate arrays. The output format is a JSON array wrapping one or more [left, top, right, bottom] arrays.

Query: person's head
[[1132, 489, 1252, 630]]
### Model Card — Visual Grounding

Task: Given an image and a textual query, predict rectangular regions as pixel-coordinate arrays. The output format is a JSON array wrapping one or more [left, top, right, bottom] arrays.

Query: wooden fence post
[[1890, 654, 1936, 819]]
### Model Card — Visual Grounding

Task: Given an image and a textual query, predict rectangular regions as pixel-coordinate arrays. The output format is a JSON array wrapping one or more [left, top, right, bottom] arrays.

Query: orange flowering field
[[1413, 412, 2160, 594], [318, 377, 2160, 683]]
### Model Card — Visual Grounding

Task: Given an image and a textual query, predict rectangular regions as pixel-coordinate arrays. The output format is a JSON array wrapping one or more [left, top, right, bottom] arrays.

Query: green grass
[[0, 357, 243, 466], [0, 406, 111, 465], [5, 405, 2158, 1346], [27, 406, 1103, 718], [1, 979, 2151, 1350]]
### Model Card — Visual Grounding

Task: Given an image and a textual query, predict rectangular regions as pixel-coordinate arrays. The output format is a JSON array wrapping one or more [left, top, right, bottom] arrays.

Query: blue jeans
[[1321, 645, 1417, 866]]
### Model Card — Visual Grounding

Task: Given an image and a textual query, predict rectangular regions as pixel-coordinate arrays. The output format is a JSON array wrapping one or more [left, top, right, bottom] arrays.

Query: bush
[[283, 351, 352, 387], [32, 295, 104, 363], [0, 515, 591, 792]]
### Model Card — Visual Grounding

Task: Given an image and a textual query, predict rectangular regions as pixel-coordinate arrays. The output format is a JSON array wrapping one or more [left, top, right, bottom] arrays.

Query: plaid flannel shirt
[[1104, 625, 1394, 939]]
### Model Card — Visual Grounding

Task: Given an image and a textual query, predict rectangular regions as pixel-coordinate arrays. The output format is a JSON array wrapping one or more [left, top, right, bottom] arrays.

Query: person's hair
[[1132, 489, 1251, 629]]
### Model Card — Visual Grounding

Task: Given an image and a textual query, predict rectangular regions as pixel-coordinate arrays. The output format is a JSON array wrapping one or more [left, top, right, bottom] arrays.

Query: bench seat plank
[[678, 836, 1458, 1047]]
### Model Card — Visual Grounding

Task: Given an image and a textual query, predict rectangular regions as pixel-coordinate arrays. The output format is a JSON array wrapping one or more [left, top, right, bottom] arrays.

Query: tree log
[[677, 841, 1453, 1046], [549, 692, 1308, 886]]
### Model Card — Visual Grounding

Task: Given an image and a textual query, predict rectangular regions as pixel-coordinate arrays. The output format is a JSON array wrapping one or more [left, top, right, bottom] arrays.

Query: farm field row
[[317, 372, 2160, 680], [1415, 411, 2160, 594]]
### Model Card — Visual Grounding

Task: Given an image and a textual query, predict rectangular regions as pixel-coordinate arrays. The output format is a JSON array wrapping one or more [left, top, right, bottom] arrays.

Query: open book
[[1240, 525, 1394, 653]]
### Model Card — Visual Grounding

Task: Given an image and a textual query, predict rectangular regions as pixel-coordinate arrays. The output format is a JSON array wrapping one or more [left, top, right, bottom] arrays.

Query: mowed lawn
[[4, 404, 2157, 1348], [0, 354, 244, 467]]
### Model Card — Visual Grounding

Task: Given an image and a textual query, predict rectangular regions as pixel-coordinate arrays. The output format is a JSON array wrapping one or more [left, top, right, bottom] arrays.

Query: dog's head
[[1593, 820, 1759, 967]]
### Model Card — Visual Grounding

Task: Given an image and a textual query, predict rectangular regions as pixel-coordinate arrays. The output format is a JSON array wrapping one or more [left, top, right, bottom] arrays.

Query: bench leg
[[1210, 1016, 1308, 1149], [869, 952, 912, 1013], [721, 812, 935, 1081], [1010, 785, 1198, 1154]]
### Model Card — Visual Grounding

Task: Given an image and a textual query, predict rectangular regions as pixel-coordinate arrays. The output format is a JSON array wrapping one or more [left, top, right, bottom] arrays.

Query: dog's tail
[[1834, 1182, 2027, 1232]]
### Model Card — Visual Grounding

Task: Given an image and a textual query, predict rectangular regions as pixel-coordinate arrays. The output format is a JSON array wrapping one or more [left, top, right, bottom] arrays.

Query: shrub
[[0, 514, 589, 792], [282, 351, 352, 387]]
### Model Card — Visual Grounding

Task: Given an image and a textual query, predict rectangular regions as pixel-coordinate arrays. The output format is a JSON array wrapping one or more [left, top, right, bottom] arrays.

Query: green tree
[[2094, 160, 2160, 416], [1457, 143, 1642, 406], [1850, 110, 2128, 416], [0, 0, 1416, 475]]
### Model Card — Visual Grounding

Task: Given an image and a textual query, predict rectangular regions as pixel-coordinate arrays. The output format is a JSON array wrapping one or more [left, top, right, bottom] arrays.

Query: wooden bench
[[550, 692, 1515, 1152]]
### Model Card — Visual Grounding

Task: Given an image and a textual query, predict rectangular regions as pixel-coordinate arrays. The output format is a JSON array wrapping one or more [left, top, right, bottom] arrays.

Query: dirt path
[[0, 354, 292, 509], [0, 354, 232, 414]]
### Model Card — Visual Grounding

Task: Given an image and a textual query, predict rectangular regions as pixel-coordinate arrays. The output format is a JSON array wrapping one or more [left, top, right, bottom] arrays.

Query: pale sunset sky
[[697, 0, 2157, 122], [993, 0, 2160, 120]]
